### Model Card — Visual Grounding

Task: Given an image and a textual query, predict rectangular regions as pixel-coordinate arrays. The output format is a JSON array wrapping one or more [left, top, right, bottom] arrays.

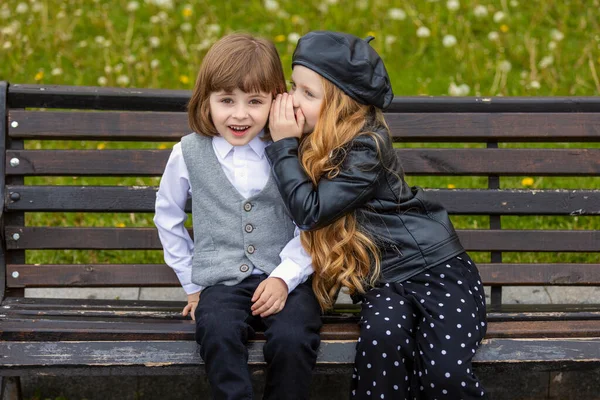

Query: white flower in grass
[[149, 36, 161, 48], [551, 29, 564, 41], [2, 41, 12, 50], [150, 15, 160, 24], [385, 35, 397, 47], [446, 0, 460, 12], [95, 36, 106, 45], [104, 65, 113, 74], [149, 0, 173, 9], [78, 40, 88, 48], [448, 83, 461, 96], [548, 41, 557, 50], [318, 3, 328, 12], [74, 9, 83, 17], [473, 5, 488, 18], [288, 33, 300, 43], [114, 63, 124, 73], [150, 59, 160, 69], [97, 76, 108, 86], [442, 34, 457, 48], [538, 55, 554, 69], [117, 75, 130, 86], [499, 60, 512, 72], [326, 0, 339, 4], [529, 80, 541, 89], [16, 3, 28, 14], [32, 3, 44, 12], [388, 8, 407, 20], [493, 11, 505, 23], [127, 1, 140, 12], [51, 68, 63, 76], [488, 31, 499, 41], [125, 54, 136, 63], [56, 11, 66, 19], [181, 22, 192, 32], [264, 0, 279, 11], [417, 26, 431, 38], [207, 24, 221, 35], [510, 0, 519, 6]]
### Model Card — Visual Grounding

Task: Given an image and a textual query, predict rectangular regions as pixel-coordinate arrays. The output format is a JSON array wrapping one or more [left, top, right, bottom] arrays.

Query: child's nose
[[233, 104, 248, 119], [290, 91, 300, 108]]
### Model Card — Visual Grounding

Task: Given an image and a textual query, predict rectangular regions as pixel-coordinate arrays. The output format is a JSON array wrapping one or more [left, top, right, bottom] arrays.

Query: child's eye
[[249, 99, 263, 105], [305, 90, 314, 98], [220, 98, 233, 104], [290, 82, 297, 90]]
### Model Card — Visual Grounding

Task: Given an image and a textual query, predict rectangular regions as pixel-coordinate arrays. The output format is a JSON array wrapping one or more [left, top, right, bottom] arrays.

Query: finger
[[251, 281, 267, 303], [279, 93, 288, 119], [271, 95, 280, 123], [252, 295, 274, 315], [295, 108, 305, 131], [190, 304, 197, 321], [284, 94, 294, 121], [261, 300, 281, 318], [251, 290, 269, 311], [273, 94, 283, 122], [182, 304, 190, 316]]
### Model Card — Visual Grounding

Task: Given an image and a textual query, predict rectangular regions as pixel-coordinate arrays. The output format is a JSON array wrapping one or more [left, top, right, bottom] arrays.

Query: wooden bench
[[1, 81, 599, 399]]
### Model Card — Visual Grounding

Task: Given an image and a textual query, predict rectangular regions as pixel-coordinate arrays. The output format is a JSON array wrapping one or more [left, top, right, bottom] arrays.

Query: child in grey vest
[[154, 33, 322, 400]]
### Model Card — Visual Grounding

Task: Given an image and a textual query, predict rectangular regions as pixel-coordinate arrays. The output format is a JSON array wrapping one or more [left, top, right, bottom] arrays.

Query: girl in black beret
[[267, 31, 487, 399]]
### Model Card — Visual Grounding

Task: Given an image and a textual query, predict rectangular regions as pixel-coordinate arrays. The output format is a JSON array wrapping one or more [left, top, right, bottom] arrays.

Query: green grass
[[1, 0, 598, 265]]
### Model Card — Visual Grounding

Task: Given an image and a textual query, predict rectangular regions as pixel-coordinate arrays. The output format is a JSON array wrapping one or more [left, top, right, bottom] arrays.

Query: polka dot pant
[[350, 253, 487, 399]]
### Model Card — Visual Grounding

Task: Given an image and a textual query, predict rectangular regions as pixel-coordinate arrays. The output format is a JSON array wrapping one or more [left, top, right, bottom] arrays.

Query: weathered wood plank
[[5, 149, 600, 176], [1, 338, 599, 373], [5, 227, 599, 252], [6, 263, 600, 288], [6, 186, 600, 215], [9, 111, 600, 142]]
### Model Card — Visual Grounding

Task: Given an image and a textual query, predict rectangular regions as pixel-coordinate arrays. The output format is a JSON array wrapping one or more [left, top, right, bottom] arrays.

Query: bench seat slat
[[9, 111, 600, 142], [6, 149, 600, 176], [6, 263, 600, 288], [1, 338, 600, 373], [1, 319, 600, 341], [5, 227, 599, 252], [6, 185, 600, 215]]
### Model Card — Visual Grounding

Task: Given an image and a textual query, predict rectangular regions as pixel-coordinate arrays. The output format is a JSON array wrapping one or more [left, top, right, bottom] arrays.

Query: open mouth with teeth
[[229, 125, 251, 137]]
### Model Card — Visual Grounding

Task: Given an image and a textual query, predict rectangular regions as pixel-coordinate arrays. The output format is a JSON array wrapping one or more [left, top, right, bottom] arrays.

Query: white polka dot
[[397, 324, 402, 329], [383, 370, 386, 376], [367, 325, 371, 329], [430, 344, 434, 349], [386, 330, 391, 336], [461, 299, 466, 303], [373, 340, 378, 345], [446, 264, 451, 268], [445, 372, 451, 378], [394, 361, 400, 366], [446, 293, 451, 297], [375, 312, 380, 315], [427, 291, 431, 295], [476, 382, 479, 387], [423, 333, 427, 338], [457, 308, 462, 312], [367, 390, 371, 395], [468, 333, 472, 337], [367, 363, 372, 369], [420, 299, 425, 304], [457, 324, 462, 328], [430, 383, 435, 388], [443, 389, 448, 394], [384, 317, 390, 321], [399, 301, 404, 305], [388, 306, 394, 309], [461, 381, 466, 387], [386, 297, 391, 301], [431, 360, 435, 365], [440, 274, 445, 278], [481, 322, 486, 327], [467, 368, 471, 373], [445, 334, 451, 340], [458, 360, 463, 365], [430, 323, 435, 328], [440, 315, 445, 319], [373, 381, 376, 386], [441, 350, 447, 355], [362, 351, 366, 356], [382, 353, 387, 358], [438, 303, 444, 307], [380, 395, 384, 399], [461, 343, 466, 348], [393, 385, 398, 390], [376, 294, 381, 297], [457, 280, 462, 284]]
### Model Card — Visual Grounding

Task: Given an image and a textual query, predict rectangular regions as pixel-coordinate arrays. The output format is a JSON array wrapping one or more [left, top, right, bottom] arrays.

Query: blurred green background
[[0, 0, 598, 265], [2, 0, 599, 95]]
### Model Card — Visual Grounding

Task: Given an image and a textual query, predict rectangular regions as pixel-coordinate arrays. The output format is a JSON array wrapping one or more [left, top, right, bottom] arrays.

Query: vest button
[[244, 203, 252, 212], [240, 264, 249, 273], [247, 245, 255, 254], [244, 224, 254, 233]]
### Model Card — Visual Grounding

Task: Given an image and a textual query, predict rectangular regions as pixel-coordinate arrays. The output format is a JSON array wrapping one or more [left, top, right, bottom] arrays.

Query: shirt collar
[[213, 131, 268, 159]]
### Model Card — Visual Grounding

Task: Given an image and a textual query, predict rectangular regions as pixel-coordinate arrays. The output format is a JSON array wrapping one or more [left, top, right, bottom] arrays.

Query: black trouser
[[351, 253, 487, 400], [195, 275, 322, 400]]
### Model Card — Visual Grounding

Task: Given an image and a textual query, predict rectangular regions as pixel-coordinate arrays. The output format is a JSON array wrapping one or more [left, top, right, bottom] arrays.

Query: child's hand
[[182, 291, 200, 321], [269, 93, 305, 142], [251, 277, 289, 317]]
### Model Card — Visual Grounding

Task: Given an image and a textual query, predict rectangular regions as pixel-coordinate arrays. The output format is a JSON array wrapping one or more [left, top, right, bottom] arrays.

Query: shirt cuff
[[269, 258, 304, 294], [182, 282, 203, 295]]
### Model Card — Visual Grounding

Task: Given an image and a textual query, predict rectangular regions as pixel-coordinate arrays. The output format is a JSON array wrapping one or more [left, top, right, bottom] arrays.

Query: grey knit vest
[[180, 133, 296, 288]]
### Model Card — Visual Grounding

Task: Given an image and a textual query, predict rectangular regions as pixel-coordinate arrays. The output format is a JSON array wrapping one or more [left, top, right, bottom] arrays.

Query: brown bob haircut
[[188, 33, 287, 139]]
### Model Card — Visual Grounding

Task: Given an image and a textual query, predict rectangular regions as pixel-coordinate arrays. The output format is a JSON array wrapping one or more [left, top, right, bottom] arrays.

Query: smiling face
[[208, 88, 273, 146], [290, 65, 324, 134]]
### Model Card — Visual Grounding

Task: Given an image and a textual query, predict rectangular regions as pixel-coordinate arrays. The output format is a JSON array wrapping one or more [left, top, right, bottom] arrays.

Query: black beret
[[292, 31, 394, 110]]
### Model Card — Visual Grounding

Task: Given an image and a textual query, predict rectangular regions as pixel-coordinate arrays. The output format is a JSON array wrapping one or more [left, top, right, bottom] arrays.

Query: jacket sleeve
[[265, 134, 384, 231]]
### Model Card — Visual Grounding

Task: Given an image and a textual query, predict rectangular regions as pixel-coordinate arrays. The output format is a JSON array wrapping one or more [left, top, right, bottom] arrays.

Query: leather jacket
[[265, 123, 465, 284]]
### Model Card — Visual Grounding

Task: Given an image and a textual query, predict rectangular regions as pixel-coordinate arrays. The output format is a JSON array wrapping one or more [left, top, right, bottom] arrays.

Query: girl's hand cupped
[[269, 93, 304, 142]]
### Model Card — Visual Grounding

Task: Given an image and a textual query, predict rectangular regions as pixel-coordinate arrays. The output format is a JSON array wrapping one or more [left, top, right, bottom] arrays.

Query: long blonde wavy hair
[[299, 78, 388, 311]]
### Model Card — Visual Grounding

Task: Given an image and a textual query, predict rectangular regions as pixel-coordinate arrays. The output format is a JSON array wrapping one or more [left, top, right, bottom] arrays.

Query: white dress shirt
[[154, 134, 313, 295]]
